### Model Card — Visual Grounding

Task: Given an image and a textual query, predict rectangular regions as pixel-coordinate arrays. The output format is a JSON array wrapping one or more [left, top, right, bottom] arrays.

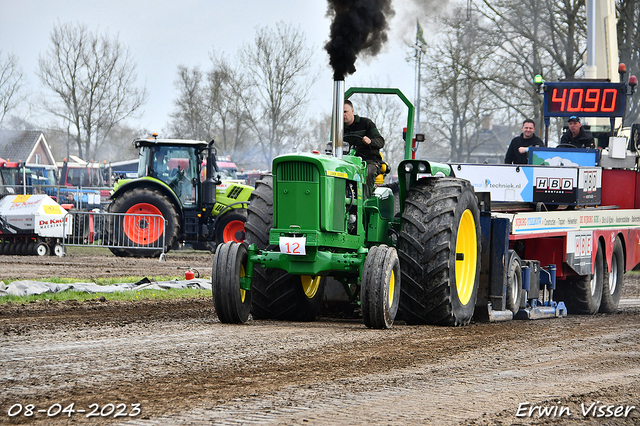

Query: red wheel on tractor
[[124, 202, 165, 245], [107, 188, 179, 258], [215, 210, 247, 244]]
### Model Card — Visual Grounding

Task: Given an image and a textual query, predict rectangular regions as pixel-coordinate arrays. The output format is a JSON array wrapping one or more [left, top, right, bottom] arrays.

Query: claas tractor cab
[[213, 85, 480, 329], [106, 135, 254, 257]]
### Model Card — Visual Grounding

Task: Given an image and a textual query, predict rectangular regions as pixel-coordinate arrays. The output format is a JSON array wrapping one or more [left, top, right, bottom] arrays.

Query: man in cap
[[560, 116, 595, 148]]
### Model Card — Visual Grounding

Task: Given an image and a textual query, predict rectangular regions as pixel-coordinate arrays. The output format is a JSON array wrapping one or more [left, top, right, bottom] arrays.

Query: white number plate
[[279, 236, 306, 256]]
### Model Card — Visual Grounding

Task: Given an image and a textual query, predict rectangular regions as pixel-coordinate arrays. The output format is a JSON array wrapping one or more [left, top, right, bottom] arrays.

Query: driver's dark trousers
[[364, 162, 380, 200]]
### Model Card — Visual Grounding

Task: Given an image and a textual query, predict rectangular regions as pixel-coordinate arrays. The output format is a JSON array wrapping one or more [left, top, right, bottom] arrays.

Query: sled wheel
[[215, 210, 247, 244], [600, 237, 624, 313], [560, 240, 604, 314], [36, 243, 50, 257], [361, 245, 401, 329], [398, 178, 481, 326], [506, 250, 523, 315], [212, 242, 251, 324]]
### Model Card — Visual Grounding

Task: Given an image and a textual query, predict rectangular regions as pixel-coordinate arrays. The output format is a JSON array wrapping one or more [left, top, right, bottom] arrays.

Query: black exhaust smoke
[[324, 0, 395, 80]]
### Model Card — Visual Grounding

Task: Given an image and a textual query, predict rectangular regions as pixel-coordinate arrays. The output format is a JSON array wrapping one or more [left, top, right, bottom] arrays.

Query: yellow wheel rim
[[455, 209, 477, 306], [388, 270, 396, 307], [240, 264, 246, 303], [301, 275, 321, 298]]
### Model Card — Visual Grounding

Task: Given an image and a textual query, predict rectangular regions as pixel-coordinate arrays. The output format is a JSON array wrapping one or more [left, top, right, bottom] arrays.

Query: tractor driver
[[560, 116, 595, 148], [343, 99, 385, 200], [154, 149, 170, 178]]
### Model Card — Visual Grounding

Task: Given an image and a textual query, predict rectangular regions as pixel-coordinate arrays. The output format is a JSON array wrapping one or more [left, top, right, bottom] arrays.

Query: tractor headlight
[[404, 163, 414, 173], [417, 163, 428, 173]]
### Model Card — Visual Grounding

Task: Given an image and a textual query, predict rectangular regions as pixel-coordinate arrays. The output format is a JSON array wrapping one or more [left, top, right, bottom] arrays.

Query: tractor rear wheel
[[107, 188, 179, 257], [215, 209, 247, 244], [558, 240, 604, 314], [398, 178, 481, 326], [212, 242, 251, 324], [246, 175, 326, 321], [361, 244, 401, 329], [600, 237, 624, 313]]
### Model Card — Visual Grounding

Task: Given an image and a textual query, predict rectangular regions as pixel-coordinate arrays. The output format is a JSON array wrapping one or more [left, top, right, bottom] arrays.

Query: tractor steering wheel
[[343, 133, 363, 154], [556, 143, 578, 149]]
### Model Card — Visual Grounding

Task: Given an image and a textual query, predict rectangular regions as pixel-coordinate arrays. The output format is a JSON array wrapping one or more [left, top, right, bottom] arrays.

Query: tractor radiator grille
[[277, 161, 317, 182]]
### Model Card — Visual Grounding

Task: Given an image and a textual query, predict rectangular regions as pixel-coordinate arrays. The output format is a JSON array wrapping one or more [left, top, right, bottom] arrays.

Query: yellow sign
[[43, 205, 61, 215], [326, 170, 348, 178], [13, 195, 30, 203]]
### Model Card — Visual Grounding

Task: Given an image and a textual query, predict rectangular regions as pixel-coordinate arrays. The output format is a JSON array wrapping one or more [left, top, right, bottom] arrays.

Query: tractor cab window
[[152, 146, 197, 206]]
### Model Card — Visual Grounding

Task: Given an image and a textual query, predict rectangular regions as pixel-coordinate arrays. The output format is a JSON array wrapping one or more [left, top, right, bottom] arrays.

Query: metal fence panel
[[62, 211, 166, 259]]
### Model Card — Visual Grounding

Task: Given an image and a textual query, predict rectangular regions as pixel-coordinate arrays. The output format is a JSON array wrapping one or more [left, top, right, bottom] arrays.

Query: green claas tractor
[[212, 86, 480, 328], [107, 136, 253, 257]]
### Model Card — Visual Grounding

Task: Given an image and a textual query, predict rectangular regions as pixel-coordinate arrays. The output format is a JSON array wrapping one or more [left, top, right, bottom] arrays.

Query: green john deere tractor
[[107, 136, 253, 257], [212, 86, 481, 328]]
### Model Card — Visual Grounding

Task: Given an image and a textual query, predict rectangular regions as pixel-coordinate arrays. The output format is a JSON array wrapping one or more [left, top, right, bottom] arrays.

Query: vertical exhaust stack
[[331, 80, 345, 159]]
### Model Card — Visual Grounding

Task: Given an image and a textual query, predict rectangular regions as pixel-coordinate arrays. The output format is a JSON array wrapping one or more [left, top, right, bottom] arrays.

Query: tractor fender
[[109, 177, 183, 217]]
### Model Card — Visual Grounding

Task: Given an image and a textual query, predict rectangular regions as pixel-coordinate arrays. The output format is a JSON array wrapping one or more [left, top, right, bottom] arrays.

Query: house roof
[[470, 124, 514, 156], [0, 130, 55, 164]]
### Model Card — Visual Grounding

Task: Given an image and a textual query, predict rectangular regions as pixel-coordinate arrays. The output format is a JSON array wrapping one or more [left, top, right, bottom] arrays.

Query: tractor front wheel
[[212, 242, 251, 324], [215, 210, 247, 244], [361, 244, 401, 329]]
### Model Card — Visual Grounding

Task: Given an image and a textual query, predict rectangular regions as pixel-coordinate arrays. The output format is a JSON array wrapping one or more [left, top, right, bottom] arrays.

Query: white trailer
[[0, 194, 72, 256]]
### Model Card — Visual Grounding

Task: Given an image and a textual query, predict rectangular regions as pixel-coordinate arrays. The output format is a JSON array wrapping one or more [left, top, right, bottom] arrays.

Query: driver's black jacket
[[344, 115, 385, 163], [560, 127, 595, 148]]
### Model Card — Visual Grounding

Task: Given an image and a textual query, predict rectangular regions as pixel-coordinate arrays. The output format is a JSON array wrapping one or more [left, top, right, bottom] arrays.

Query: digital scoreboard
[[543, 81, 626, 118]]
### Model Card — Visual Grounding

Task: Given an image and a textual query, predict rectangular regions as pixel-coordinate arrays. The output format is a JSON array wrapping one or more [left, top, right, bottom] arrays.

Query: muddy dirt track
[[1, 252, 640, 425]]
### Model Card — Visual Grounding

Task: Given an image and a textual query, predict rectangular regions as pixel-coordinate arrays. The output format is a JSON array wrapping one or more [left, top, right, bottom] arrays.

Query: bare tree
[[168, 65, 208, 139], [0, 51, 25, 126], [206, 53, 253, 162], [37, 22, 147, 160], [238, 22, 319, 165], [422, 8, 504, 162], [468, 1, 583, 127], [617, 0, 640, 124]]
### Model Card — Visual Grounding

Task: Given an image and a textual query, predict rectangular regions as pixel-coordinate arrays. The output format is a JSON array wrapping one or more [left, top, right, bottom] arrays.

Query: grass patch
[[1, 287, 211, 305], [0, 276, 211, 305]]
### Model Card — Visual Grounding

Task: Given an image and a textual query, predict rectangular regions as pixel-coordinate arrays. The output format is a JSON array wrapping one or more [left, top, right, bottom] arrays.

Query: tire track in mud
[[114, 314, 640, 426], [1, 299, 639, 426]]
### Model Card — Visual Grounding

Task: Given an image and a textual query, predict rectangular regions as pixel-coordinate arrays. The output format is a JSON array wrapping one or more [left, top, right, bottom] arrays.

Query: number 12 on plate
[[279, 236, 306, 256]]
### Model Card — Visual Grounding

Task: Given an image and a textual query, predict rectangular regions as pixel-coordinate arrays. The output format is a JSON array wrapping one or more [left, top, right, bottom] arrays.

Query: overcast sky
[[0, 0, 438, 134]]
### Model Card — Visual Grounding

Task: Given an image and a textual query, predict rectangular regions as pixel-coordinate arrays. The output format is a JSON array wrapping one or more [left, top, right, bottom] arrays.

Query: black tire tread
[[599, 237, 624, 313], [212, 242, 251, 324], [398, 178, 480, 326]]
